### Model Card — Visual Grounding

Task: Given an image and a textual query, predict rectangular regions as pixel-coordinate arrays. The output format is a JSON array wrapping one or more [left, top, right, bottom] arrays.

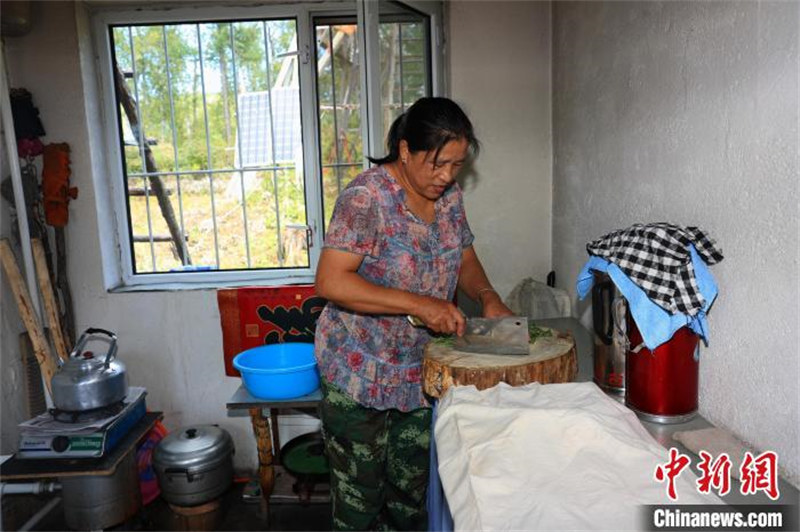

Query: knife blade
[[453, 316, 531, 355], [408, 314, 531, 355]]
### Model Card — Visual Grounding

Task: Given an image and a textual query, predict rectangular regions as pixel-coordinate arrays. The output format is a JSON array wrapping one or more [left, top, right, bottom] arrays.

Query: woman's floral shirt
[[314, 166, 474, 411]]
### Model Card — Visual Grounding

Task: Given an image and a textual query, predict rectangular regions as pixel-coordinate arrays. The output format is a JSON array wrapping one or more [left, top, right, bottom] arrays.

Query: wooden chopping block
[[423, 327, 577, 399], [169, 498, 223, 531]]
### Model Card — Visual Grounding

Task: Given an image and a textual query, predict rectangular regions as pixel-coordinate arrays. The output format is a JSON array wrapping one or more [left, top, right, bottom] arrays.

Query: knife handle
[[407, 309, 467, 328], [407, 315, 425, 327]]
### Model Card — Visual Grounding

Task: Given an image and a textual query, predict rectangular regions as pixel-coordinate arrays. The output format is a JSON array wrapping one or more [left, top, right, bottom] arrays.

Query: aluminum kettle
[[51, 328, 128, 412]]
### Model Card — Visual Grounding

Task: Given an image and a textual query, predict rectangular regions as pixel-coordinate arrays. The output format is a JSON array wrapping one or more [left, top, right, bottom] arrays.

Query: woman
[[315, 97, 512, 531]]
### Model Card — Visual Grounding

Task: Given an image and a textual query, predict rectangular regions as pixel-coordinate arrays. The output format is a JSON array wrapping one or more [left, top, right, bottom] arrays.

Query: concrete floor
[[3, 483, 332, 531]]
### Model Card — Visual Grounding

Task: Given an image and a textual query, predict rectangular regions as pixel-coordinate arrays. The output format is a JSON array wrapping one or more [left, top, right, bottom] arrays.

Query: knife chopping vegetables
[[409, 314, 553, 355], [453, 316, 529, 354]]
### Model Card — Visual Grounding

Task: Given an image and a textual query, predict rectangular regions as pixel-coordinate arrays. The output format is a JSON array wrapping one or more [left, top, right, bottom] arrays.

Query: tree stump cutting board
[[423, 327, 577, 399]]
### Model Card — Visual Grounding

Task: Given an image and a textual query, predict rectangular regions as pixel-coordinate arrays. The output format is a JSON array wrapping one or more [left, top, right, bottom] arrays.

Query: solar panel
[[236, 87, 302, 167]]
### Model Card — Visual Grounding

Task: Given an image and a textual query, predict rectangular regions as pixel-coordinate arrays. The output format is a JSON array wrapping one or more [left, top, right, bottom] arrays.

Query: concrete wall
[[448, 0, 552, 298], [552, 1, 799, 485], [0, 125, 29, 455]]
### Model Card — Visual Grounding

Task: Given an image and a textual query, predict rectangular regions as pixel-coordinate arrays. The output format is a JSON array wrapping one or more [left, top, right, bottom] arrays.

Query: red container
[[624, 315, 699, 424]]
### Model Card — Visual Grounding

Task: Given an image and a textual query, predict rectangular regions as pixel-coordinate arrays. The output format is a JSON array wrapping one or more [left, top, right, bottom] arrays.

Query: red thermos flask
[[624, 315, 700, 424]]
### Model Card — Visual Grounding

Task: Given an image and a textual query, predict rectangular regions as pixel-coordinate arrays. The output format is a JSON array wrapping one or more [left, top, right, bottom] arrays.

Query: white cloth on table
[[435, 382, 721, 531]]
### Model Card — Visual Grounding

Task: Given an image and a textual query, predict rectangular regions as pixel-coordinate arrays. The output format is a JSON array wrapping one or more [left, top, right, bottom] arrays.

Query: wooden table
[[226, 386, 322, 515]]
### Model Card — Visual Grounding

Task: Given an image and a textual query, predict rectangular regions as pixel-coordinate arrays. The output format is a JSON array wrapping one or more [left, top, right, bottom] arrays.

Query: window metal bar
[[328, 25, 344, 195], [321, 162, 362, 169], [127, 27, 157, 271], [228, 23, 252, 268], [162, 26, 190, 265], [141, 176, 157, 272], [263, 22, 284, 267], [196, 23, 221, 269], [398, 23, 405, 111], [318, 103, 361, 111], [127, 165, 297, 179], [271, 169, 283, 266]]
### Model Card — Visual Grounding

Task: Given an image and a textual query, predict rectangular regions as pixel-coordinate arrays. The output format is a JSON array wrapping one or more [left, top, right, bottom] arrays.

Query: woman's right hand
[[413, 296, 466, 336]]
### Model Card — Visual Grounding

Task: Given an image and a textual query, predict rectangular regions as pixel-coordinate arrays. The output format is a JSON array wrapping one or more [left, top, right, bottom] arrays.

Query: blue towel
[[577, 245, 717, 351]]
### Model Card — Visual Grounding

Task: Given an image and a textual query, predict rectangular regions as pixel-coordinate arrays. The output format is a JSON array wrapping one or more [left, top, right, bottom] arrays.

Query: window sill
[[107, 274, 316, 293]]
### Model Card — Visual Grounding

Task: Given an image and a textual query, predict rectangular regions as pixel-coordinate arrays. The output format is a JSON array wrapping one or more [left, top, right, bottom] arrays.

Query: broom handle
[[32, 238, 68, 362]]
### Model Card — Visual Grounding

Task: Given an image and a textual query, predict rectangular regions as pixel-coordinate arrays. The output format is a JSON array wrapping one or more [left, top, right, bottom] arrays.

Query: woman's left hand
[[480, 291, 514, 318]]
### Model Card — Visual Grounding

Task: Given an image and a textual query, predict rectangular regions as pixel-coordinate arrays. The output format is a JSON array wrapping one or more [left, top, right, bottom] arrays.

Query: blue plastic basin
[[233, 343, 320, 400]]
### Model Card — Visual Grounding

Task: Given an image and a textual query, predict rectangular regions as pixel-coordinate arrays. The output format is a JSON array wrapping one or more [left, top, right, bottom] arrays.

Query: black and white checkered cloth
[[587, 223, 723, 316]]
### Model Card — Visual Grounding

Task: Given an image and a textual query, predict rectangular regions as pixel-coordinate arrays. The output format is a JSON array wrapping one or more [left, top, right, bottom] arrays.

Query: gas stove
[[49, 400, 127, 424], [17, 387, 147, 459]]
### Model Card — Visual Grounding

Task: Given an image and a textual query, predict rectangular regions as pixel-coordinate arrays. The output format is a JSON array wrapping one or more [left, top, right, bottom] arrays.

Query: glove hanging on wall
[[10, 88, 45, 139]]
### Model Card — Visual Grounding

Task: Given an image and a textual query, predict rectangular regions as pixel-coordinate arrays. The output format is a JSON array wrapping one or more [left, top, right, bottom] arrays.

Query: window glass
[[315, 22, 364, 225], [110, 19, 308, 273], [316, 9, 431, 228], [378, 8, 430, 140]]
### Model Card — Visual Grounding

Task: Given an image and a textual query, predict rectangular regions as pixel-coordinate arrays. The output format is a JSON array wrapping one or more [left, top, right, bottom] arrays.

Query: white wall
[[552, 1, 799, 485], [448, 0, 552, 298], [0, 124, 29, 454]]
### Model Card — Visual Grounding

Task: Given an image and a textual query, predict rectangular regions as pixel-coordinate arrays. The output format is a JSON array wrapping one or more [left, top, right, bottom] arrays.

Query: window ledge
[[107, 275, 316, 293]]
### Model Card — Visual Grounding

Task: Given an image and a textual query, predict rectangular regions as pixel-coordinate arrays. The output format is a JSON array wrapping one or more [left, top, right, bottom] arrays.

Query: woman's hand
[[414, 296, 466, 336], [479, 290, 514, 319]]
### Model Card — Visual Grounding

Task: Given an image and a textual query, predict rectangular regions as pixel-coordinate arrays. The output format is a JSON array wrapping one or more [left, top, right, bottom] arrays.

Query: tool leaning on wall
[[1, 76, 79, 400], [1, 88, 79, 348], [0, 238, 58, 393]]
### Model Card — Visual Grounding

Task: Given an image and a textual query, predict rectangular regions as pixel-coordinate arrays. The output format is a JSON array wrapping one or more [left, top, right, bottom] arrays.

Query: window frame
[[89, 1, 444, 290]]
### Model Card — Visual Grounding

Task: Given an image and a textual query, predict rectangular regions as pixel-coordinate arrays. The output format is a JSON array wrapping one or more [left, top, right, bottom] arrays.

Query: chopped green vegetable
[[430, 335, 456, 347], [529, 324, 552, 341], [427, 323, 552, 348]]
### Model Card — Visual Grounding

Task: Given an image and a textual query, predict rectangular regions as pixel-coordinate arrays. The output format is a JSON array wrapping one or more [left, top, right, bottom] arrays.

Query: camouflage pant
[[320, 379, 432, 531]]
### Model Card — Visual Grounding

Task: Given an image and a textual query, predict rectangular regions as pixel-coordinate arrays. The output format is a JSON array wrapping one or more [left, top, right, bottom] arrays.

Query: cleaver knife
[[454, 316, 531, 355], [408, 315, 531, 355]]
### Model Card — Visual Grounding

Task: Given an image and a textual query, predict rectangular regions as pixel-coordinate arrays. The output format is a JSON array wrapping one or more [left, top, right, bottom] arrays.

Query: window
[[316, 9, 430, 225], [92, 1, 443, 287]]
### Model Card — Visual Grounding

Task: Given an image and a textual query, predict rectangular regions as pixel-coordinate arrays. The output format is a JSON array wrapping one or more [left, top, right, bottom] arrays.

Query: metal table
[[226, 386, 323, 515]]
